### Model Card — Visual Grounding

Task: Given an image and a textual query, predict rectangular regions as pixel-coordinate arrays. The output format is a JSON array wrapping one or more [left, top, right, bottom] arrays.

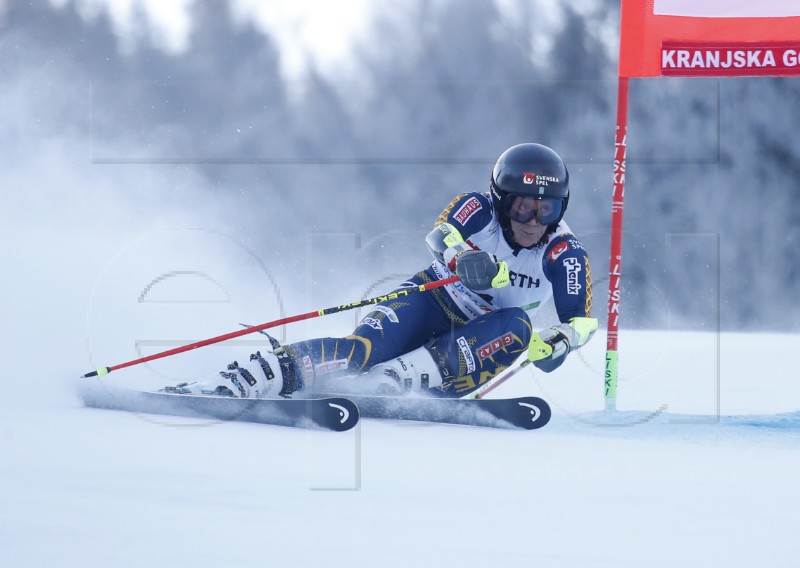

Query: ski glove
[[453, 250, 510, 291], [528, 317, 598, 373], [426, 223, 509, 291]]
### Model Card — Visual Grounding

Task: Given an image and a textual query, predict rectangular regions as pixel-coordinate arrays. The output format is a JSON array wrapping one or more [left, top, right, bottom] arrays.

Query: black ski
[[80, 384, 359, 431], [319, 394, 551, 430]]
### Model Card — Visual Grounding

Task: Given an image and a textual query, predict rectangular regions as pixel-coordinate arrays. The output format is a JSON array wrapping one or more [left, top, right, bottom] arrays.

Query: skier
[[171, 143, 597, 399]]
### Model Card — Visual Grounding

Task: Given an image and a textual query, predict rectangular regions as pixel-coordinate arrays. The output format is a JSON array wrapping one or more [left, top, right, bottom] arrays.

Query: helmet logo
[[522, 172, 536, 184]]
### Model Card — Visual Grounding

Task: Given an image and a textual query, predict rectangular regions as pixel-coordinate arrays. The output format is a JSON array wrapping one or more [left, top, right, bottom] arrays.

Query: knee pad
[[427, 307, 532, 396]]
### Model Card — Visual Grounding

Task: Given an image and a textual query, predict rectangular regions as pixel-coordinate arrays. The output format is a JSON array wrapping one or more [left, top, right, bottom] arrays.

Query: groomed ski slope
[[1, 330, 798, 568]]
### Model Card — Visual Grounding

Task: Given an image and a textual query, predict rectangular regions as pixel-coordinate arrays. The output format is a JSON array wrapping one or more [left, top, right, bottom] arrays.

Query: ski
[[81, 382, 548, 431], [314, 394, 551, 430], [79, 384, 360, 431]]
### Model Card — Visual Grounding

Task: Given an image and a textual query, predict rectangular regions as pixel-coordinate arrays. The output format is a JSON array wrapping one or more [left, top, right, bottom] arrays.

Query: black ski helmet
[[490, 143, 570, 235]]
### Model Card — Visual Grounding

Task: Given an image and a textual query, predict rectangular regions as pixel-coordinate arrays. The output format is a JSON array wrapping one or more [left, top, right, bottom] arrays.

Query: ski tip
[[319, 398, 360, 431], [516, 397, 551, 429], [239, 322, 272, 338], [82, 367, 110, 379]]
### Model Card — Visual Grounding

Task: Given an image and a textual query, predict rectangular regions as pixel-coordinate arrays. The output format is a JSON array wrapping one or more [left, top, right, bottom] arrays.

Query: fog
[[2, 0, 799, 394]]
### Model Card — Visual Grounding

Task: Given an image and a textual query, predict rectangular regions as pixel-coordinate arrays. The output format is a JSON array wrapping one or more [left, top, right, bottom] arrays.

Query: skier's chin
[[511, 223, 544, 247]]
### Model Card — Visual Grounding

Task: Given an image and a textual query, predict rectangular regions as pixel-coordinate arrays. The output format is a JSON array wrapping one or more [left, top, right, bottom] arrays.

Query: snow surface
[[1, 329, 798, 568]]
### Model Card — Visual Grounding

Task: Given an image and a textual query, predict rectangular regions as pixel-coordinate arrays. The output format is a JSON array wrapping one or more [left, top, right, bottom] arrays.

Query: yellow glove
[[528, 317, 598, 373]]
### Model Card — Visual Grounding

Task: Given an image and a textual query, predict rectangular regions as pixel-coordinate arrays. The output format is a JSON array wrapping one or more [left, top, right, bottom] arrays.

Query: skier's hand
[[528, 317, 598, 373], [453, 250, 509, 291], [528, 326, 571, 372]]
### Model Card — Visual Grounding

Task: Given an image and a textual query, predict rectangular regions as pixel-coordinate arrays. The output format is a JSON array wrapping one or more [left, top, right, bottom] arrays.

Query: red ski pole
[[82, 275, 460, 378], [467, 360, 532, 400]]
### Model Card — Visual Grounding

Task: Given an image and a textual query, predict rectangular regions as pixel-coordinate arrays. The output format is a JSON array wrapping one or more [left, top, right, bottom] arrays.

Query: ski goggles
[[504, 195, 563, 225]]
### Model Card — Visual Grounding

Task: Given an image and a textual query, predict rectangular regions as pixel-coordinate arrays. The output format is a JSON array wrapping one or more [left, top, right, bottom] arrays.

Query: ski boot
[[164, 334, 303, 398], [357, 345, 447, 396]]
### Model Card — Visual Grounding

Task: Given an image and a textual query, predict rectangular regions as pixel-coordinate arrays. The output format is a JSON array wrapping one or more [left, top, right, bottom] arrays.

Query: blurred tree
[[3, 0, 798, 329]]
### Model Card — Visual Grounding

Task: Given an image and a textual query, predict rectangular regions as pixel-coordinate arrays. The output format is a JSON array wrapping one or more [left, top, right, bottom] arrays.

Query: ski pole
[[82, 275, 461, 379], [466, 360, 532, 400]]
